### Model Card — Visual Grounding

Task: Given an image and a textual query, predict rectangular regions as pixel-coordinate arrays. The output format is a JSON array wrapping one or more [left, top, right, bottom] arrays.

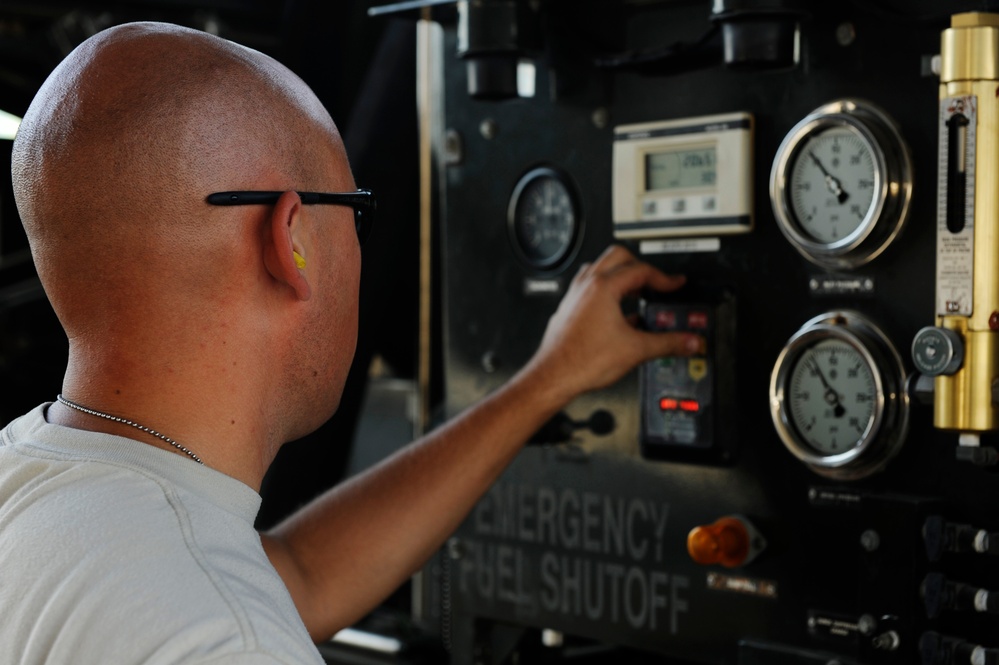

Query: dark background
[[0, 0, 421, 531]]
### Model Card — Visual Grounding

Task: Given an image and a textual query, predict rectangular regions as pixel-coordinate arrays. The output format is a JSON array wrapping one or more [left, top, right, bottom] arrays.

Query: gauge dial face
[[770, 100, 912, 270], [770, 311, 909, 480], [789, 126, 878, 244], [509, 169, 578, 269], [788, 338, 877, 456]]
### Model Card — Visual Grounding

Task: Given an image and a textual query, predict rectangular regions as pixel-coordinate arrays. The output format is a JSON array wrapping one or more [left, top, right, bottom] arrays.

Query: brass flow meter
[[912, 13, 999, 447]]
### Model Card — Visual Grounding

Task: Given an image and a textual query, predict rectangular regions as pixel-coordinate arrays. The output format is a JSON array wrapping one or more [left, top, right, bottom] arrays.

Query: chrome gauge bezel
[[507, 166, 583, 273], [769, 311, 909, 480], [770, 99, 913, 270], [779, 118, 887, 254]]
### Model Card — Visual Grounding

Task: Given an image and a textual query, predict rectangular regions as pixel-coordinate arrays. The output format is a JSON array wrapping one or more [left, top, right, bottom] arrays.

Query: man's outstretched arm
[[261, 245, 705, 641]]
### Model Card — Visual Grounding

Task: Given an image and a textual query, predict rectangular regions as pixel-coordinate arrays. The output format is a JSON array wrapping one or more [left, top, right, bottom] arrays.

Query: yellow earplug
[[293, 251, 306, 269]]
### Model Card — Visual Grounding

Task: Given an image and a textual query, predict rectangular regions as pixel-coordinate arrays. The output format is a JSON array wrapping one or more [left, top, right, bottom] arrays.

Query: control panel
[[394, 2, 999, 664], [640, 295, 735, 464]]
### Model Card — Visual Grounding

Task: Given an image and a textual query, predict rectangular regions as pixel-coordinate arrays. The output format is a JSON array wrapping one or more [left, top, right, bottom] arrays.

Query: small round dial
[[771, 99, 912, 269], [788, 338, 878, 455], [508, 167, 581, 270], [770, 311, 909, 480], [788, 127, 877, 244]]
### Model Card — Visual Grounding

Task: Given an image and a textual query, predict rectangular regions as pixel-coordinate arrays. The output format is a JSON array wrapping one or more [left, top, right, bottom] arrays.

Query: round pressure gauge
[[508, 166, 581, 271], [770, 311, 909, 480], [770, 99, 913, 269]]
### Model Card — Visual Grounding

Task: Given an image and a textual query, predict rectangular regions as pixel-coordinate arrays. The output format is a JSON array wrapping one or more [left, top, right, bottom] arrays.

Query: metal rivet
[[444, 128, 464, 165], [479, 118, 498, 140], [592, 107, 609, 129], [836, 22, 856, 47], [482, 351, 499, 373], [860, 529, 880, 552]]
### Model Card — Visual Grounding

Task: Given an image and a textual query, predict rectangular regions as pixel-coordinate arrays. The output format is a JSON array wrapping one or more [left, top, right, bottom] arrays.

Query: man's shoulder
[[0, 418, 324, 664]]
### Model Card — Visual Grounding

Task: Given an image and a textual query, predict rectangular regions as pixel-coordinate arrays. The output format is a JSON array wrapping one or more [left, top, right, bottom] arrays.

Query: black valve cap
[[529, 410, 617, 444], [921, 573, 946, 619], [923, 515, 944, 561], [924, 515, 945, 561], [587, 410, 616, 436], [919, 632, 948, 665], [955, 445, 999, 466]]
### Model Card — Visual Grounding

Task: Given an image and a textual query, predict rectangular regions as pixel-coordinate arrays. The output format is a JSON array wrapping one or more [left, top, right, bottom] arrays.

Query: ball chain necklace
[[56, 394, 204, 465]]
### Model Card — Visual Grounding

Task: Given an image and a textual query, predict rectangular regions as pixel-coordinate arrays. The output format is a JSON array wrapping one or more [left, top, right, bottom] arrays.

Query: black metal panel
[[438, 2, 999, 664]]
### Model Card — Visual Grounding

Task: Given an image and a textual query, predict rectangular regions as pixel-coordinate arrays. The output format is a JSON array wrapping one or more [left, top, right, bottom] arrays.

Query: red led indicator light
[[688, 312, 708, 329], [659, 398, 679, 411], [680, 400, 700, 412], [655, 310, 677, 329]]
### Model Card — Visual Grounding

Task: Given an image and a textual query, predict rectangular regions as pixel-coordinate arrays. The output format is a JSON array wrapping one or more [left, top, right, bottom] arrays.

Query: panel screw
[[444, 128, 464, 165], [836, 22, 856, 46], [872, 630, 900, 651], [860, 529, 880, 552], [858, 614, 877, 635], [482, 351, 499, 373], [480, 118, 498, 140], [447, 537, 464, 560], [592, 107, 609, 129]]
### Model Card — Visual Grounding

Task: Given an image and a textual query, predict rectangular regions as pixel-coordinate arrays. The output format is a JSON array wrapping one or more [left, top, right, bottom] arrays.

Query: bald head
[[12, 22, 351, 337]]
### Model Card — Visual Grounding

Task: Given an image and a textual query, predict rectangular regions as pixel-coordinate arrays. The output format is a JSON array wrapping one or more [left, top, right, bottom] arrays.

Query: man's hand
[[525, 244, 705, 402], [264, 244, 705, 641]]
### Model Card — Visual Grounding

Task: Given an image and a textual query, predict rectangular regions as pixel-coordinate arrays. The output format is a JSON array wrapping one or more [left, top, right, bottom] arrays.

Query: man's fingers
[[603, 259, 687, 299], [574, 246, 686, 298], [642, 331, 706, 358], [591, 244, 637, 272]]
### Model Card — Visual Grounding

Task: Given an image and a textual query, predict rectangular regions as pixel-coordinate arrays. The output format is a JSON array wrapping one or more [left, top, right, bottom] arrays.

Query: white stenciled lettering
[[650, 572, 668, 630], [464, 484, 687, 632], [561, 555, 582, 614], [559, 490, 581, 549], [604, 496, 625, 556], [650, 502, 670, 563], [540, 551, 559, 612], [624, 566, 648, 629], [583, 492, 602, 553], [473, 484, 670, 562], [671, 574, 689, 634], [496, 545, 517, 603], [474, 495, 492, 536], [464, 541, 494, 599], [537, 487, 557, 546], [583, 559, 604, 620], [626, 499, 648, 560], [518, 485, 536, 543], [498, 484, 516, 538], [463, 541, 690, 634], [605, 563, 625, 623]]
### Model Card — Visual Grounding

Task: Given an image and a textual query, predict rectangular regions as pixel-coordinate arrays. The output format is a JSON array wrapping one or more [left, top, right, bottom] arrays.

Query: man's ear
[[263, 190, 312, 301]]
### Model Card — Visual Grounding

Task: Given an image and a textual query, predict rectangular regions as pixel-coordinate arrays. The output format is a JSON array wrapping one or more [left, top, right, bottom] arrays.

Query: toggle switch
[[922, 572, 999, 618], [687, 515, 765, 568], [528, 410, 616, 445], [919, 631, 999, 665], [923, 515, 999, 561]]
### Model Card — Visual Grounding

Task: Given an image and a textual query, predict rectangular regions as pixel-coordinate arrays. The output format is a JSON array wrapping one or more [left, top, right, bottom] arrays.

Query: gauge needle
[[809, 358, 847, 418], [808, 152, 850, 204]]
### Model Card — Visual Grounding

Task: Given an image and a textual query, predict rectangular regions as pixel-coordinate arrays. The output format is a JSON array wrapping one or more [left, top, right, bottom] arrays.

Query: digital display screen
[[645, 146, 717, 191]]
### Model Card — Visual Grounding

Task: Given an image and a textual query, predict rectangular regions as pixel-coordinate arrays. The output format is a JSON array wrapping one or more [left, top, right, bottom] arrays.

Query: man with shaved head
[[1, 21, 703, 664]]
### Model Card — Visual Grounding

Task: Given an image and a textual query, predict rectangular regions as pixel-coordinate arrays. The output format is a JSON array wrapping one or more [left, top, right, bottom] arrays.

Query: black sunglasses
[[206, 189, 375, 245]]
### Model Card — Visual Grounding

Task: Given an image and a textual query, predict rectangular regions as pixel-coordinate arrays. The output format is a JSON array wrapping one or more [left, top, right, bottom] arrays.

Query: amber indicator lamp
[[687, 515, 763, 568]]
